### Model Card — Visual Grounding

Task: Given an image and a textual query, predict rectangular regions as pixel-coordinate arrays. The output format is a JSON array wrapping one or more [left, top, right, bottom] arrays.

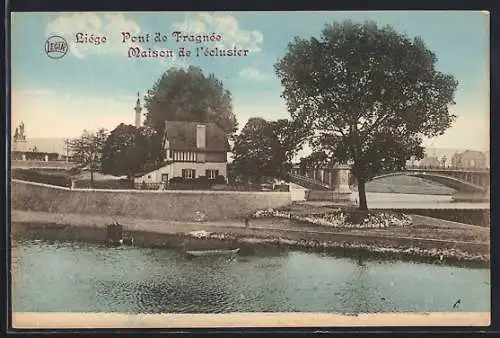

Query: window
[[161, 174, 168, 182], [206, 169, 219, 179], [182, 169, 195, 179]]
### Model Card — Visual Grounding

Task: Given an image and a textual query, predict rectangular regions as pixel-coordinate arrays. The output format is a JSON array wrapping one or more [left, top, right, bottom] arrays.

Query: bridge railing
[[406, 164, 490, 172], [287, 172, 330, 190]]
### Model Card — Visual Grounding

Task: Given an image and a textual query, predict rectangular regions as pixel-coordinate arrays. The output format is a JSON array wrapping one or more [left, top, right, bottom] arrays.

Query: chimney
[[196, 124, 206, 149], [134, 92, 142, 128], [164, 120, 171, 158]]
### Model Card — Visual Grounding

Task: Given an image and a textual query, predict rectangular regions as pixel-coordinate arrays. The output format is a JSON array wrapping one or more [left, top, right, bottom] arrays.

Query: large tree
[[232, 117, 305, 183], [275, 20, 458, 210], [65, 128, 108, 187], [101, 124, 150, 179], [143, 66, 238, 162], [232, 118, 276, 184]]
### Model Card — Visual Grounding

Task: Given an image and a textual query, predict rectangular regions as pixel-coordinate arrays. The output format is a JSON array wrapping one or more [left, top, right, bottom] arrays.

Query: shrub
[[74, 179, 134, 189], [195, 175, 211, 187], [169, 176, 191, 185], [213, 175, 226, 185], [166, 175, 227, 190], [168, 176, 201, 190]]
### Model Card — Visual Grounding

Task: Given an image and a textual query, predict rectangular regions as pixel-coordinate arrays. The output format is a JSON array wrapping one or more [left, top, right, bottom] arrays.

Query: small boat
[[185, 248, 240, 257]]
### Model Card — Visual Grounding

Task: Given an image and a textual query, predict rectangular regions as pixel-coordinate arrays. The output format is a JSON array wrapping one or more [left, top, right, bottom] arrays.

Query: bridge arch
[[367, 172, 486, 193]]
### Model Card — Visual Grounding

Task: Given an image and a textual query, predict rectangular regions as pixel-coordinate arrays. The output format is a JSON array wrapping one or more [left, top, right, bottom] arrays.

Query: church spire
[[134, 92, 142, 128]]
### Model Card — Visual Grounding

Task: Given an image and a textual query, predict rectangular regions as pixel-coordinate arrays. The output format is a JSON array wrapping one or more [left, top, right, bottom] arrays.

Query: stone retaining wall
[[11, 180, 291, 221]]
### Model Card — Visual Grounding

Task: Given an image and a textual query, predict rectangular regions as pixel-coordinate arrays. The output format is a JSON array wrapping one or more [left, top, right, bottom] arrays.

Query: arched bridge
[[288, 164, 490, 202]]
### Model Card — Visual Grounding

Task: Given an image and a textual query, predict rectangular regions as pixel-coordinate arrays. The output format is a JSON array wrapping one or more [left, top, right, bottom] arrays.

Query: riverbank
[[11, 209, 490, 266]]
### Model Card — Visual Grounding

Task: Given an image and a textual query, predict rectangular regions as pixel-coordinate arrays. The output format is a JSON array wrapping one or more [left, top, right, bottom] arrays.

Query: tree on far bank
[[269, 119, 309, 178], [143, 66, 238, 163], [299, 151, 329, 175], [101, 123, 149, 180], [232, 117, 306, 184], [65, 128, 108, 187], [232, 118, 275, 184], [275, 20, 458, 210]]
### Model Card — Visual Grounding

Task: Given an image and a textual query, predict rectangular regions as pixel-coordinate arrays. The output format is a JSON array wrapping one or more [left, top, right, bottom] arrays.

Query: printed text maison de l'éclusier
[[75, 31, 251, 58]]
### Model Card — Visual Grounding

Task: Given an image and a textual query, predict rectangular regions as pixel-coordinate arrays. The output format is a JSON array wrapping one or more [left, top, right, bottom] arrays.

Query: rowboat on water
[[185, 248, 240, 257]]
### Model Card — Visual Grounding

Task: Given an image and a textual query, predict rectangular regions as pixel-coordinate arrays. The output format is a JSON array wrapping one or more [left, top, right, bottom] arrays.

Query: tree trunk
[[90, 169, 94, 188], [357, 176, 368, 211]]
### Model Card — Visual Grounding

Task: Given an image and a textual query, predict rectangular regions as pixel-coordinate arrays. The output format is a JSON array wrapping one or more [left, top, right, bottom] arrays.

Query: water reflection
[[12, 240, 490, 314]]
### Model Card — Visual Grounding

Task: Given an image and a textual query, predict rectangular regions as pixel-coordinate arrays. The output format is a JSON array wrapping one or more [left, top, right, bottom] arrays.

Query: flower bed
[[251, 208, 413, 229]]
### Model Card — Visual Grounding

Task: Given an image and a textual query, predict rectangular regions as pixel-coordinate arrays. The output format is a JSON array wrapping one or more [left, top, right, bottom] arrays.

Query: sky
[[10, 11, 490, 156]]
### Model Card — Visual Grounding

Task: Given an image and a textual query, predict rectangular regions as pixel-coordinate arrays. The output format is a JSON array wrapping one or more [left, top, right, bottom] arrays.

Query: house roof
[[11, 138, 69, 154], [165, 121, 230, 152]]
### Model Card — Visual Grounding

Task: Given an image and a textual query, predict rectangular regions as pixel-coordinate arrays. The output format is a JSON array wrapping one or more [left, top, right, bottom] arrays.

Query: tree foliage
[[232, 118, 276, 184], [143, 66, 238, 162], [275, 20, 458, 209], [65, 128, 108, 186], [101, 124, 150, 179], [232, 117, 306, 183], [299, 151, 329, 171], [270, 118, 309, 164]]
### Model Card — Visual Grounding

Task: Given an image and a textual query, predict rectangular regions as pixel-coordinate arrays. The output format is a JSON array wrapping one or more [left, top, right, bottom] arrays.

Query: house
[[134, 120, 230, 188]]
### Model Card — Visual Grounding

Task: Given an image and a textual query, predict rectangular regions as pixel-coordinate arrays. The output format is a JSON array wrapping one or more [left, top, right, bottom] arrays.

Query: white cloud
[[172, 12, 264, 53], [239, 67, 268, 81], [45, 12, 141, 58]]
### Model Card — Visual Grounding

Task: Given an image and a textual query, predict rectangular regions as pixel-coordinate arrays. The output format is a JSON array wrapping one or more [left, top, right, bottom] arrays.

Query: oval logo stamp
[[44, 35, 68, 59]]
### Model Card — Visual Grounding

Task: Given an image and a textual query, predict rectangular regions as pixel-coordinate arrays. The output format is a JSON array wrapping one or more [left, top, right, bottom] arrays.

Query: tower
[[134, 92, 142, 128]]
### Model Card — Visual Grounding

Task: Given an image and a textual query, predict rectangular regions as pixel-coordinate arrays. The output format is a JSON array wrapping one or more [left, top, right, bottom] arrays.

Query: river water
[[359, 192, 489, 209], [12, 240, 490, 314]]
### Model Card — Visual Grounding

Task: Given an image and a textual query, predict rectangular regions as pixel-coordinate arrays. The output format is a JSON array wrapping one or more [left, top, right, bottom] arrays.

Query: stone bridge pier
[[301, 166, 352, 202]]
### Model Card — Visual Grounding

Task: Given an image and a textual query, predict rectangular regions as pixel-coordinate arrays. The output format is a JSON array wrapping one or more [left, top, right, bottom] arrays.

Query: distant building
[[451, 150, 488, 168], [11, 122, 71, 162], [411, 148, 489, 168]]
